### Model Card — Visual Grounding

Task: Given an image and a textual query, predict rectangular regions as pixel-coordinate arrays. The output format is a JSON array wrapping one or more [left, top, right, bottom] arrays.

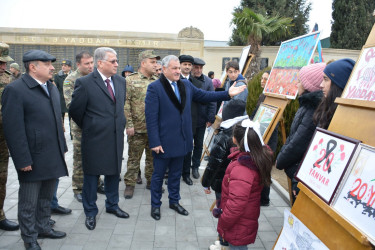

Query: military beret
[[23, 50, 56, 63], [193, 57, 205, 66], [178, 55, 194, 64], [61, 59, 72, 66]]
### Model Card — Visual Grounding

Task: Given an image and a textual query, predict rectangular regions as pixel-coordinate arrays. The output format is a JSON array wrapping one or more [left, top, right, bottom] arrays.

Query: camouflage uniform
[[0, 43, 13, 222], [64, 69, 84, 194], [124, 72, 158, 186]]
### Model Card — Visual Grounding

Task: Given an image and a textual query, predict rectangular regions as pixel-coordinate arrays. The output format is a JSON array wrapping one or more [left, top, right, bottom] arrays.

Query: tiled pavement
[[0, 120, 290, 250]]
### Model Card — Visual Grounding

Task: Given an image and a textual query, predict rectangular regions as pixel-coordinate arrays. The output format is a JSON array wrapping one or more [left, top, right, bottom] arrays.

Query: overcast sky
[[0, 0, 332, 41]]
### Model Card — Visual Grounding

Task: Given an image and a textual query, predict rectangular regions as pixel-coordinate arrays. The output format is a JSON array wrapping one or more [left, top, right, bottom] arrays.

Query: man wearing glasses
[[69, 47, 129, 231]]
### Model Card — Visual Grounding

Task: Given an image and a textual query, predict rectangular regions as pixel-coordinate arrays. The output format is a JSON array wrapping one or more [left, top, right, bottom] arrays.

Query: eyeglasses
[[103, 59, 119, 64]]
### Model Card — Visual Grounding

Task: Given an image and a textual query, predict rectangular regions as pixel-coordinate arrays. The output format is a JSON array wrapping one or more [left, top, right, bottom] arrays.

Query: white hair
[[162, 55, 179, 68], [94, 47, 117, 66]]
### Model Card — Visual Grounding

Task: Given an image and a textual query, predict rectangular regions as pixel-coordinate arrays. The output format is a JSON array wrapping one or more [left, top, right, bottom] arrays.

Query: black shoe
[[0, 218, 19, 231], [85, 216, 96, 230], [74, 193, 82, 203], [38, 229, 66, 239], [151, 207, 160, 220], [106, 208, 129, 219], [183, 176, 193, 186], [192, 168, 200, 179], [24, 241, 41, 250], [48, 218, 55, 227], [169, 203, 189, 216], [97, 183, 105, 194], [51, 206, 72, 215]]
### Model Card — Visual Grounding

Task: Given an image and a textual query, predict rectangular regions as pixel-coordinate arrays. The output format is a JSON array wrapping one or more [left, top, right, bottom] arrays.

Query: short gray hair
[[94, 47, 117, 66], [162, 55, 179, 68], [156, 60, 162, 66]]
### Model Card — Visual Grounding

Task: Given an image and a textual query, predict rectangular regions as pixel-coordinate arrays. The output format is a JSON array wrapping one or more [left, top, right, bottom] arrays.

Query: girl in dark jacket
[[217, 120, 273, 249], [313, 58, 355, 129], [276, 62, 325, 203]]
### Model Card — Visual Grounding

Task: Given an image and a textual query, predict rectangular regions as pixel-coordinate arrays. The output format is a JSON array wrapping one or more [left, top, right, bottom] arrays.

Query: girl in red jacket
[[216, 119, 273, 249]]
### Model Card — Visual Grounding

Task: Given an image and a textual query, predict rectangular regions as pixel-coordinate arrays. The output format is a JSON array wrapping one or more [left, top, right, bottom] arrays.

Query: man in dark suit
[[145, 55, 246, 220], [2, 50, 69, 250], [69, 47, 129, 231]]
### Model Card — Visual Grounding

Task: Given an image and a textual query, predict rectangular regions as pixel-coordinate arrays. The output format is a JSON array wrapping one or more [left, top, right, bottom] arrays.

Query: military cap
[[193, 57, 205, 66], [61, 59, 72, 67], [23, 50, 56, 63], [10, 63, 20, 71], [0, 43, 14, 62], [139, 50, 160, 61], [179, 55, 194, 64]]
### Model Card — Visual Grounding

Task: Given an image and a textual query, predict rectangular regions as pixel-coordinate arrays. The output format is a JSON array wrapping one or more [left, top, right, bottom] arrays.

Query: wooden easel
[[276, 24, 375, 250]]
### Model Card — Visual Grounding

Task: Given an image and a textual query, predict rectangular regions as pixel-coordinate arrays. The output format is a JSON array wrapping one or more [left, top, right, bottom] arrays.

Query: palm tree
[[231, 7, 293, 78]]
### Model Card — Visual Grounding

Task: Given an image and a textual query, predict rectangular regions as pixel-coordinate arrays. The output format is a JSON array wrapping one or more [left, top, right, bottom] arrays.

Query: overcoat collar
[[92, 68, 116, 102], [22, 73, 52, 98], [159, 73, 186, 113]]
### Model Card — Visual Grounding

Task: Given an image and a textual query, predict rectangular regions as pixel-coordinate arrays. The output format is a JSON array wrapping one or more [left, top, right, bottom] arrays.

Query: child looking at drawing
[[215, 119, 273, 249], [276, 62, 325, 203]]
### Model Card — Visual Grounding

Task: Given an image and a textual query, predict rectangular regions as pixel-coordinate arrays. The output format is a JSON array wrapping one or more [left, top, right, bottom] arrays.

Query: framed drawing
[[252, 103, 280, 138], [342, 45, 375, 101], [238, 45, 250, 74], [295, 128, 360, 204], [332, 143, 375, 244], [264, 31, 321, 99]]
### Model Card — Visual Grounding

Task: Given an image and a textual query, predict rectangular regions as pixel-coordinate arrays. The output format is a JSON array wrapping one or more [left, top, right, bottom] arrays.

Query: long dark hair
[[233, 122, 274, 187], [313, 83, 343, 129]]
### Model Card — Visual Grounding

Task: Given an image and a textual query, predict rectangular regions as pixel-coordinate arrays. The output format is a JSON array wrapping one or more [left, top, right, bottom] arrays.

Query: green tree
[[231, 7, 293, 78], [331, 0, 375, 49], [229, 0, 311, 46]]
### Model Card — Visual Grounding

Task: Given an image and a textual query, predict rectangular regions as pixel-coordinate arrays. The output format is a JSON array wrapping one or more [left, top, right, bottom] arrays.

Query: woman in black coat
[[276, 63, 326, 203]]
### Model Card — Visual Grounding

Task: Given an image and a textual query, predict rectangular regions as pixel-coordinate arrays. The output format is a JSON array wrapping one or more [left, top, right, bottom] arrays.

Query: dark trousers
[[50, 178, 59, 209], [182, 151, 192, 178], [18, 179, 56, 243], [191, 125, 206, 169], [82, 174, 119, 217], [151, 156, 184, 207], [261, 186, 270, 204]]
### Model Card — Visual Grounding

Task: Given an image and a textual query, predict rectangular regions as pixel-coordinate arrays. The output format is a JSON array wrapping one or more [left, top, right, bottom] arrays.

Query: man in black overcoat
[[69, 47, 129, 231], [1, 50, 69, 250]]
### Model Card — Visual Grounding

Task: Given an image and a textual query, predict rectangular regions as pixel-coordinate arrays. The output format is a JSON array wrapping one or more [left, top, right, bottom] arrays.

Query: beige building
[[0, 26, 360, 77]]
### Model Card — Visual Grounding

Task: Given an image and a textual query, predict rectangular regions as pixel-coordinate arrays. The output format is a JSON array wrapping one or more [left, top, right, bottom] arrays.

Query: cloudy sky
[[0, 0, 333, 41]]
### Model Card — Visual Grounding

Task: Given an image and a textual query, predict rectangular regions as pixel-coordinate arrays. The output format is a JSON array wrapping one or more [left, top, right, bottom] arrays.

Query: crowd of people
[[0, 40, 356, 250]]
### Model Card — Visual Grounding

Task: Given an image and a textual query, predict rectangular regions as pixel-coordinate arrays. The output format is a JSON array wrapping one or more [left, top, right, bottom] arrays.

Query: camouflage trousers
[[0, 123, 9, 221], [124, 133, 153, 186], [71, 121, 83, 194]]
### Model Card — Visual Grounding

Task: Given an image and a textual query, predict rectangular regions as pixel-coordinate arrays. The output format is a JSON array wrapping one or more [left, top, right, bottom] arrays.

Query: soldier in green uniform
[[63, 51, 94, 202], [123, 50, 160, 199], [0, 42, 20, 231]]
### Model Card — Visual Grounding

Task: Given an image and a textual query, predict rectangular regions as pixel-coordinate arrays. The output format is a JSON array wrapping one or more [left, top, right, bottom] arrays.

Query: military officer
[[123, 50, 160, 199], [63, 51, 96, 202], [0, 43, 19, 231]]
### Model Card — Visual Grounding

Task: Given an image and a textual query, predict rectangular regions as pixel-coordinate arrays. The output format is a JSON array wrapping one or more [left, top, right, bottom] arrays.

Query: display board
[[342, 45, 375, 101], [238, 45, 251, 74], [332, 143, 375, 244], [252, 103, 280, 138], [295, 128, 360, 204], [264, 31, 321, 99]]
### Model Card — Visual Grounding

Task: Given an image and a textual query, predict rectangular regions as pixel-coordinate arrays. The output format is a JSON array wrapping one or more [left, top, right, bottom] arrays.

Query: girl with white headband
[[215, 119, 273, 250]]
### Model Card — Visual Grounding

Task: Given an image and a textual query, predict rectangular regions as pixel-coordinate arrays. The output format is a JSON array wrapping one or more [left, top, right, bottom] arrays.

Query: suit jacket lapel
[[160, 74, 185, 113], [93, 68, 114, 102]]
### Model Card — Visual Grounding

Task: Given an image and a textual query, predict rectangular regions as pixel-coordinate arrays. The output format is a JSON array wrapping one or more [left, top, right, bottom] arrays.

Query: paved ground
[[0, 120, 290, 250]]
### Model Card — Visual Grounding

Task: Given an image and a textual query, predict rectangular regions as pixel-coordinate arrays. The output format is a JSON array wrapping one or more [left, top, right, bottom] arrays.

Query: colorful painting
[[264, 31, 321, 99], [252, 103, 279, 138], [332, 144, 375, 244], [295, 128, 360, 204], [342, 45, 375, 101]]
